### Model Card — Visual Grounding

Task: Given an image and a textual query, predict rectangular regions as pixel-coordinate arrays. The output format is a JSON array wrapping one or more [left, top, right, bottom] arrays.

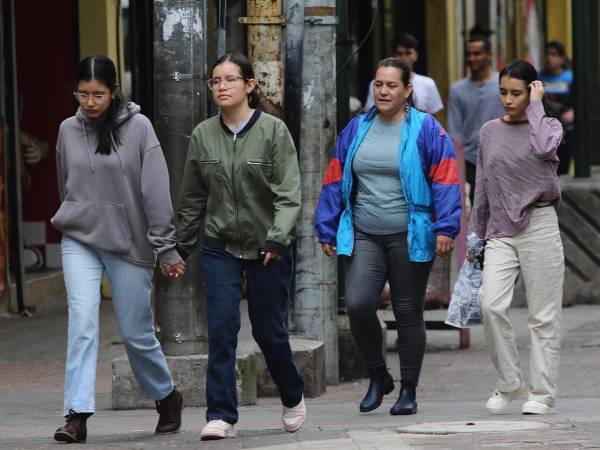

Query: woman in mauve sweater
[[469, 60, 564, 416]]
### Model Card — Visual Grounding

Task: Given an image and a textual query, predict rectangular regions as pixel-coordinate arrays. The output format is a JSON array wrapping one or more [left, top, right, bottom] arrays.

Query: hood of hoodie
[[75, 102, 141, 173], [53, 101, 180, 267], [75, 101, 141, 126]]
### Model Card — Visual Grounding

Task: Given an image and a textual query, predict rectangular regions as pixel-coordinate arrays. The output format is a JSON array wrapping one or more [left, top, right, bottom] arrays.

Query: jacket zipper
[[246, 161, 273, 167], [232, 133, 243, 257]]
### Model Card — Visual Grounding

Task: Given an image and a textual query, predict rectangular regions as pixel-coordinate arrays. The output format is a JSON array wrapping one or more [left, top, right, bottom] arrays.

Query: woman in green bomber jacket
[[172, 52, 305, 440]]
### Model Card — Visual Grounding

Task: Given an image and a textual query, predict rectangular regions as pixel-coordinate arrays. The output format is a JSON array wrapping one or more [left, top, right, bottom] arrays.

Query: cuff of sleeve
[[435, 231, 457, 239], [175, 245, 189, 261], [158, 248, 183, 266], [263, 240, 288, 255]]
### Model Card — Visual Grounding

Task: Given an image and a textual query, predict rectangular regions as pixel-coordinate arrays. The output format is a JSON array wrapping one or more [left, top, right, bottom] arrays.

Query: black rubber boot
[[359, 366, 395, 412], [390, 381, 417, 415]]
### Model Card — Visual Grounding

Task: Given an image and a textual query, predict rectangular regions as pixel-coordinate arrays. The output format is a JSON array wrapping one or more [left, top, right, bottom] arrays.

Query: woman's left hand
[[161, 260, 186, 278], [261, 251, 281, 266], [529, 80, 544, 102], [436, 236, 455, 257]]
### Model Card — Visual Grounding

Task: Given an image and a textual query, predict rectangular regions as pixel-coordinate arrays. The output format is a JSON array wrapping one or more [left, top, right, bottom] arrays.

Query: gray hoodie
[[51, 102, 181, 267]]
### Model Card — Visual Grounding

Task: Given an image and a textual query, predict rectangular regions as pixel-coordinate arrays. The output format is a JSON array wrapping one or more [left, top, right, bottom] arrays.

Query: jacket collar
[[219, 109, 262, 135], [364, 104, 414, 124]]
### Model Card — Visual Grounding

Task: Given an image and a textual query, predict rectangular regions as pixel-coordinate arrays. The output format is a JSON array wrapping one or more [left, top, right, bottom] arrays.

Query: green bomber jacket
[[176, 110, 301, 259]]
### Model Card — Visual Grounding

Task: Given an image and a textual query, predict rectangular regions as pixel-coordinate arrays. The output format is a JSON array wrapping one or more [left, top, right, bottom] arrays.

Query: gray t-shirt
[[447, 74, 505, 164], [352, 116, 407, 234]]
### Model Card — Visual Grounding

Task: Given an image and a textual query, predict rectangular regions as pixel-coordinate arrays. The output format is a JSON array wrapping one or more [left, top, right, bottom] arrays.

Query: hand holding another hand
[[161, 260, 186, 278]]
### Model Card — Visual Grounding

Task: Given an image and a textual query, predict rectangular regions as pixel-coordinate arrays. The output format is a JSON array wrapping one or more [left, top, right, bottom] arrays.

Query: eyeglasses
[[207, 75, 247, 90], [73, 91, 110, 103]]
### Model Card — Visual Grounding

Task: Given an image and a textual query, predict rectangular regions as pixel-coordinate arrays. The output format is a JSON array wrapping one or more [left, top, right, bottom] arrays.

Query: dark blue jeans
[[201, 244, 304, 425]]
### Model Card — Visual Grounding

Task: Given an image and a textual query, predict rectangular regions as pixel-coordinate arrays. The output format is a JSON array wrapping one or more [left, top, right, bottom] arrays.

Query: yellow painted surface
[[247, 0, 281, 16], [546, 0, 572, 56], [78, 0, 125, 91], [426, 0, 455, 127]]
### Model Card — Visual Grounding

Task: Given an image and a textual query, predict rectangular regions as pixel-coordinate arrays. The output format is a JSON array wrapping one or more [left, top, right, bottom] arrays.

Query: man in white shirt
[[364, 33, 444, 115]]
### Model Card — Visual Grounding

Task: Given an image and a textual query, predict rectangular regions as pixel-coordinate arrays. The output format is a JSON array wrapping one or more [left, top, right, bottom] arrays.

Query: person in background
[[174, 52, 305, 441], [448, 33, 505, 206], [539, 40, 573, 175], [316, 58, 461, 417], [470, 60, 564, 416], [51, 55, 184, 444], [365, 33, 444, 116]]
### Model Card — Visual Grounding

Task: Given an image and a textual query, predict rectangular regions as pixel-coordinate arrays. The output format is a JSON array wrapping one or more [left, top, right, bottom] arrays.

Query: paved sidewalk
[[1, 301, 600, 449]]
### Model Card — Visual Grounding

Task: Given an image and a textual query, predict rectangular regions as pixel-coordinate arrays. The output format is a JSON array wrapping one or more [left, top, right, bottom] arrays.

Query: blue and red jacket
[[314, 106, 462, 262]]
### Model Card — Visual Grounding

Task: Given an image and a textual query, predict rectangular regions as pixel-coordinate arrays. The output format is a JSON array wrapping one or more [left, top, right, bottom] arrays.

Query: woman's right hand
[[161, 260, 186, 278], [321, 243, 336, 258], [465, 250, 475, 262]]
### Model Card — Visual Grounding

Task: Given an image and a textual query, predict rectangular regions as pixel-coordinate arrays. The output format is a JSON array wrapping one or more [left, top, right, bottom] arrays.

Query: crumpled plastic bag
[[445, 233, 484, 328]]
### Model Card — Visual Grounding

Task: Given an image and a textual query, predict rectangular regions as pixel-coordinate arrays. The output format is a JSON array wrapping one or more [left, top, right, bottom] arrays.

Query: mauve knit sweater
[[469, 100, 563, 239]]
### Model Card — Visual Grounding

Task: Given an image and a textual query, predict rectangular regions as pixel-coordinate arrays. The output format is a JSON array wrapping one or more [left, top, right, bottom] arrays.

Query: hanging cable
[[336, 0, 378, 75], [115, 0, 122, 88]]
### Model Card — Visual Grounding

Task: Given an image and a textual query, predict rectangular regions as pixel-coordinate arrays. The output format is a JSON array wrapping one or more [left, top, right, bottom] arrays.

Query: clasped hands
[[161, 260, 187, 278]]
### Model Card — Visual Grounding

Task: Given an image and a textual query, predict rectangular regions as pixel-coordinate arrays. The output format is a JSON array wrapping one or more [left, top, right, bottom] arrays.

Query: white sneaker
[[486, 382, 527, 414], [200, 420, 235, 440], [282, 397, 305, 433], [522, 400, 555, 415]]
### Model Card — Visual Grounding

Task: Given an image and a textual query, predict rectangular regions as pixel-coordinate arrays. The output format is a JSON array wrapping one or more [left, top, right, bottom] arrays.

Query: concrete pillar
[[240, 0, 286, 117], [152, 0, 209, 356], [294, 0, 338, 384]]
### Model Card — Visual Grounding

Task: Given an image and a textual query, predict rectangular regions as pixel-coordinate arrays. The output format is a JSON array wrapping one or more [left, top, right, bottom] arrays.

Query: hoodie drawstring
[[110, 134, 126, 172], [82, 122, 95, 173], [80, 120, 126, 173]]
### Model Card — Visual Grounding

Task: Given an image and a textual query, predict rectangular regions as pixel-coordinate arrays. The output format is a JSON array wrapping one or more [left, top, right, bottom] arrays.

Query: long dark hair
[[374, 57, 414, 106], [76, 55, 124, 155], [211, 52, 261, 108]]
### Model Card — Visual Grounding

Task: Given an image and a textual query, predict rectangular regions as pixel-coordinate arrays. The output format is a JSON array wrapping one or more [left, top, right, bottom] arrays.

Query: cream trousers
[[479, 207, 564, 406]]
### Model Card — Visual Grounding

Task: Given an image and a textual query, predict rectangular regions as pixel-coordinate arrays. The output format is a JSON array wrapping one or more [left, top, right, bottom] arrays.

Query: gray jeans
[[345, 230, 433, 383]]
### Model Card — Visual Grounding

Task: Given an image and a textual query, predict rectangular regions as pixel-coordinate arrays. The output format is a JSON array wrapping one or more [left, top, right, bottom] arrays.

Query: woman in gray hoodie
[[51, 55, 185, 443]]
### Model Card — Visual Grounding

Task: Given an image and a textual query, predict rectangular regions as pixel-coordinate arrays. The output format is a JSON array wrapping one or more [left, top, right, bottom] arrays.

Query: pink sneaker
[[282, 397, 305, 433], [200, 420, 235, 440]]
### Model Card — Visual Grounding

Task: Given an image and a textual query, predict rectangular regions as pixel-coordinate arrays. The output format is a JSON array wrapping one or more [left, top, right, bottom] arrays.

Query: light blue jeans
[[61, 237, 173, 416]]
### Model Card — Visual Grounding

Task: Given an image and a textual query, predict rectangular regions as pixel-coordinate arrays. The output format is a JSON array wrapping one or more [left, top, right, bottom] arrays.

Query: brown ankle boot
[[155, 387, 184, 434], [54, 410, 91, 443]]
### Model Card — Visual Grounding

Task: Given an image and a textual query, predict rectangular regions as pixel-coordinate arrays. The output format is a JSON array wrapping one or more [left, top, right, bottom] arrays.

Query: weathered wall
[[557, 175, 600, 305]]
